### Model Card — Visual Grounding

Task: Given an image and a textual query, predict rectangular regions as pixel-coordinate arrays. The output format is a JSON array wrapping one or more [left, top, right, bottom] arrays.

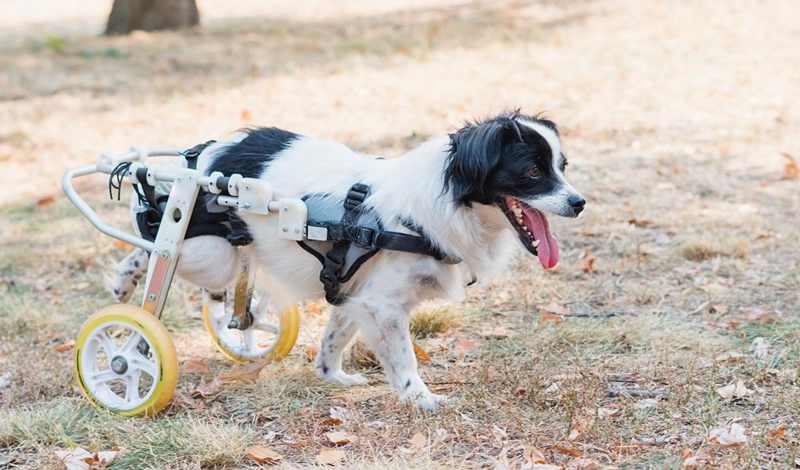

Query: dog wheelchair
[[62, 147, 306, 416]]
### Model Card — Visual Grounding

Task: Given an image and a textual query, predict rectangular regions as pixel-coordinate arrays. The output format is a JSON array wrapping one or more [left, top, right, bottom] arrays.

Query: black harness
[[296, 183, 460, 305], [110, 142, 459, 305]]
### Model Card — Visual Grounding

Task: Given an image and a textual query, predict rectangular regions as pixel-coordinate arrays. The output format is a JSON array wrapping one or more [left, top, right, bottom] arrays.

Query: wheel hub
[[110, 355, 128, 374]]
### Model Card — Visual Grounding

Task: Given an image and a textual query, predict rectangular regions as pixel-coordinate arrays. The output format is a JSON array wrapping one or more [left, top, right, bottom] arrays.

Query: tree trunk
[[105, 0, 199, 35]]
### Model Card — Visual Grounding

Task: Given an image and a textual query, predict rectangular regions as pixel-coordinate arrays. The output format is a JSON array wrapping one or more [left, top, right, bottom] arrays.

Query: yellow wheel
[[202, 292, 300, 364], [75, 304, 178, 417]]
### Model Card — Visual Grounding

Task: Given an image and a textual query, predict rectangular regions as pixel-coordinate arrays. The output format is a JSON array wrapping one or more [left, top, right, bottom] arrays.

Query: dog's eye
[[527, 167, 540, 178]]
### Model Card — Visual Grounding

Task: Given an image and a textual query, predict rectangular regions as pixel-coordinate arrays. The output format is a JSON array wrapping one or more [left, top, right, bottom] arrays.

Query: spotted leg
[[105, 248, 149, 302], [315, 307, 367, 386], [351, 302, 446, 411]]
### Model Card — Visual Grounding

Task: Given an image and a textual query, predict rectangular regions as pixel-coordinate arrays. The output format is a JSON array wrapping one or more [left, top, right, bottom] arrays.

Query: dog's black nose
[[568, 195, 585, 215]]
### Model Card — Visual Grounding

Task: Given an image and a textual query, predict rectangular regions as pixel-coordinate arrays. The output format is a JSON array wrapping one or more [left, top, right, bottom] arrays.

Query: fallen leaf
[[182, 358, 209, 374], [580, 252, 597, 273], [781, 152, 799, 180], [553, 443, 582, 457], [191, 378, 222, 398], [326, 431, 355, 446], [304, 345, 319, 362], [219, 360, 269, 382], [112, 240, 133, 250], [408, 432, 426, 449], [36, 194, 55, 207], [523, 446, 548, 465], [716, 380, 752, 400], [597, 406, 620, 418], [766, 425, 786, 446], [320, 417, 343, 427], [246, 446, 282, 465], [240, 109, 253, 122], [709, 422, 747, 447], [744, 307, 776, 324], [55, 448, 118, 470], [305, 302, 323, 315], [714, 351, 747, 364], [539, 310, 564, 326], [54, 340, 76, 353], [567, 414, 594, 441], [316, 448, 345, 465], [628, 218, 654, 228], [413, 342, 431, 364], [541, 302, 569, 316]]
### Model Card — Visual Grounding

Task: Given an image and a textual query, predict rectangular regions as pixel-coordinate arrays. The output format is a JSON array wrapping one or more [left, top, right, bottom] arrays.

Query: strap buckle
[[349, 226, 376, 249]]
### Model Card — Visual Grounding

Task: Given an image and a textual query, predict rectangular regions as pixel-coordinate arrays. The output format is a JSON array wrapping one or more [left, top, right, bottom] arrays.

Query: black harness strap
[[299, 183, 460, 305], [182, 140, 216, 170]]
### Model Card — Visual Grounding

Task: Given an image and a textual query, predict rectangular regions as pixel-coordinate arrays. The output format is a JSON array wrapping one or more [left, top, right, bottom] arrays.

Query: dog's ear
[[444, 119, 513, 206]]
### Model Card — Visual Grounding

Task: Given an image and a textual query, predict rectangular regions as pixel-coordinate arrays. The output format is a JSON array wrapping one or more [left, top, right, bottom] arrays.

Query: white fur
[[109, 129, 573, 411]]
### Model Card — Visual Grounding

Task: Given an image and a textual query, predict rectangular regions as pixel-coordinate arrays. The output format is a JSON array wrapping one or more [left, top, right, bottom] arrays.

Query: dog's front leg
[[315, 307, 368, 386], [353, 302, 446, 411]]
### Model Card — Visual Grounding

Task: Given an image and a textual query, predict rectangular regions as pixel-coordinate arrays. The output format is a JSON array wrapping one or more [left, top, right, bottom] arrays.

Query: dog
[[108, 111, 585, 410]]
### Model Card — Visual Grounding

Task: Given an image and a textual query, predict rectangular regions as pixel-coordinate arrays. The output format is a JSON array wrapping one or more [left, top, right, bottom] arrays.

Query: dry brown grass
[[2, 0, 800, 468]]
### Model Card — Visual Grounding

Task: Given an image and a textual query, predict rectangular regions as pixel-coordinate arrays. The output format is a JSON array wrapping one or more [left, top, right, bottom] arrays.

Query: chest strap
[[297, 183, 460, 305]]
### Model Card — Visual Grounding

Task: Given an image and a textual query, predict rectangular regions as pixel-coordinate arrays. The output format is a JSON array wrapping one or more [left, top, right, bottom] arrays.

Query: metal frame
[[62, 147, 308, 318]]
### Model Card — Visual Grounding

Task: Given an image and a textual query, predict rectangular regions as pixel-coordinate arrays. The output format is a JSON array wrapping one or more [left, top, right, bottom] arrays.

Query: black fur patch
[[206, 127, 300, 178], [443, 111, 561, 206]]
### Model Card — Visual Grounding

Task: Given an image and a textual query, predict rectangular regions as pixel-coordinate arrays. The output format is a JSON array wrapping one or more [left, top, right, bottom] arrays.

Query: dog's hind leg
[[105, 248, 149, 302], [315, 307, 368, 386]]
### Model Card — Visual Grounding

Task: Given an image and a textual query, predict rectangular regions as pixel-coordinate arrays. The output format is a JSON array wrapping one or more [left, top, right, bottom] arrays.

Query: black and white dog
[[108, 111, 585, 410]]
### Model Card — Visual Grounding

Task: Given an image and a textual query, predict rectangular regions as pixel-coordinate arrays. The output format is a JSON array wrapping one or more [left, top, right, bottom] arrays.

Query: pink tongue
[[523, 207, 560, 269]]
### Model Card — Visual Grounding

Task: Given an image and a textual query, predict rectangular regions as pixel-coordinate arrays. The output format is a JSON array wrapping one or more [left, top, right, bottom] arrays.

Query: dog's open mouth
[[498, 196, 560, 269]]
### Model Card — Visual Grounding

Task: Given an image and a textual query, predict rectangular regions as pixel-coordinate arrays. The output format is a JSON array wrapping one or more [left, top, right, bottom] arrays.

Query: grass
[[2, 0, 800, 467]]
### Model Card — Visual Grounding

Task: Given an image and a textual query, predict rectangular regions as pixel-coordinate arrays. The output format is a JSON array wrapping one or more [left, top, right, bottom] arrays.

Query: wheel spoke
[[243, 329, 255, 351], [129, 356, 158, 378], [90, 369, 118, 384], [120, 331, 142, 355], [124, 371, 141, 403], [251, 321, 278, 334]]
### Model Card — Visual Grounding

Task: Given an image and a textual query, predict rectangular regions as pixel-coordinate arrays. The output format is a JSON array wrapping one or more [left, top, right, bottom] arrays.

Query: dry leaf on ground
[[523, 446, 547, 465], [554, 443, 582, 457], [409, 432, 427, 449], [539, 310, 564, 325], [55, 448, 118, 470], [325, 431, 355, 446], [219, 360, 269, 382], [191, 378, 222, 398], [781, 153, 799, 180], [541, 302, 569, 316], [305, 345, 319, 362], [182, 358, 209, 374], [305, 302, 323, 315], [35, 194, 55, 207], [112, 239, 133, 250], [54, 340, 75, 353], [246, 446, 282, 465], [316, 448, 345, 465], [709, 422, 747, 447], [580, 252, 597, 273], [320, 417, 343, 427], [715, 351, 746, 363], [766, 425, 786, 446], [413, 342, 432, 364], [716, 380, 752, 400]]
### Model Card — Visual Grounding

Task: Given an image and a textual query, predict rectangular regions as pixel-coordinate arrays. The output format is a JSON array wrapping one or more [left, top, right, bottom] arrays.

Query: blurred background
[[1, 1, 798, 468]]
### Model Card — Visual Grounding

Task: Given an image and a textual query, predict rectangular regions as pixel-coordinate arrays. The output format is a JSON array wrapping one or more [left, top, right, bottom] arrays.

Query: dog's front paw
[[317, 368, 369, 387], [403, 391, 450, 412]]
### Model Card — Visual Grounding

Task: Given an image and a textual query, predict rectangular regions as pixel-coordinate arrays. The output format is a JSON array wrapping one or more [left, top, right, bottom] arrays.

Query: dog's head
[[444, 112, 585, 269]]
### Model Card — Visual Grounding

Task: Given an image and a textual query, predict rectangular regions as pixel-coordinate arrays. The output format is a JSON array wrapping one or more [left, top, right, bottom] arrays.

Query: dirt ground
[[1, 0, 799, 468]]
